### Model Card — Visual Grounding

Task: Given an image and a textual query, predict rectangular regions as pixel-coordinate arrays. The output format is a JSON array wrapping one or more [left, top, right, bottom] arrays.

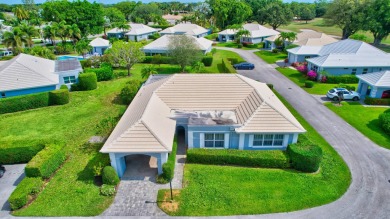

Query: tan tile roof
[[101, 74, 305, 153]]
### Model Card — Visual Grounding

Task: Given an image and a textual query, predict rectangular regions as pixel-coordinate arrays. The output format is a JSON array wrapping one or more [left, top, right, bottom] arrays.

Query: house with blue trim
[[107, 27, 128, 39], [125, 23, 158, 41], [356, 70, 390, 99], [287, 39, 390, 75], [160, 23, 208, 38], [89, 37, 110, 55], [218, 24, 279, 44], [100, 74, 306, 177], [0, 53, 82, 98]]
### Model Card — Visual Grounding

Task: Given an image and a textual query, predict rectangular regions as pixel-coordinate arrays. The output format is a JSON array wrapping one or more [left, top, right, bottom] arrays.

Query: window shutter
[[249, 135, 254, 147], [200, 133, 204, 148], [224, 133, 229, 148]]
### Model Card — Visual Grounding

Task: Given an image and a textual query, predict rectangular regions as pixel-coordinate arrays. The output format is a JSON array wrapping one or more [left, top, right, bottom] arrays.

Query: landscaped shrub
[[221, 58, 236, 73], [78, 73, 97, 91], [237, 44, 243, 48], [0, 141, 45, 164], [119, 79, 142, 105], [86, 63, 114, 81], [227, 57, 239, 65], [142, 56, 153, 63], [324, 75, 358, 84], [100, 184, 116, 196], [379, 111, 390, 135], [49, 89, 69, 105], [307, 70, 317, 80], [272, 48, 279, 53], [365, 97, 390, 105], [0, 92, 49, 114], [102, 166, 120, 185], [305, 80, 314, 88], [148, 32, 160, 40], [187, 149, 291, 169], [201, 56, 213, 66], [296, 65, 308, 74], [8, 177, 44, 210], [25, 144, 66, 179], [60, 84, 68, 90], [158, 139, 178, 183], [204, 33, 218, 40], [287, 135, 323, 173]]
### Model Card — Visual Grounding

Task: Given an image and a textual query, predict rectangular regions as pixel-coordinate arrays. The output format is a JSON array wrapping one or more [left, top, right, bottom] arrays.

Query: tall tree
[[114, 1, 140, 21], [12, 6, 29, 22], [207, 0, 252, 29], [104, 7, 126, 25], [245, 0, 281, 25], [167, 35, 203, 72], [131, 3, 163, 24], [300, 5, 316, 23], [54, 21, 70, 44], [324, 0, 365, 39], [68, 24, 81, 45], [43, 24, 58, 46], [29, 46, 56, 60], [314, 0, 329, 17], [2, 27, 27, 54], [19, 22, 38, 48], [265, 2, 294, 30], [109, 41, 145, 76], [75, 39, 92, 58], [362, 0, 390, 45]]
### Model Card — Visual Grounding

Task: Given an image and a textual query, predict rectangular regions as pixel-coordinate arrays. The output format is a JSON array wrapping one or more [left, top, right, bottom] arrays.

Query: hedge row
[[49, 89, 69, 105], [119, 79, 142, 105], [72, 73, 97, 91], [25, 144, 66, 179], [0, 141, 45, 164], [221, 58, 236, 73], [8, 177, 44, 210], [324, 75, 359, 84], [0, 92, 49, 114], [379, 111, 390, 135], [158, 139, 178, 183], [287, 135, 323, 173], [102, 166, 120, 185], [85, 63, 114, 81], [186, 148, 291, 169], [201, 56, 213, 66], [142, 55, 172, 64], [364, 97, 390, 105]]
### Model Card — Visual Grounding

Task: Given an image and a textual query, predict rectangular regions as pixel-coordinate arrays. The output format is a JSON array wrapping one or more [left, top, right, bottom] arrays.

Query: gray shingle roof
[[357, 70, 390, 87]]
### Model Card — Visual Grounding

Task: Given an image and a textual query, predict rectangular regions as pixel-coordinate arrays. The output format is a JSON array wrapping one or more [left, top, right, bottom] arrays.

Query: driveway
[[0, 164, 26, 218], [216, 47, 390, 219]]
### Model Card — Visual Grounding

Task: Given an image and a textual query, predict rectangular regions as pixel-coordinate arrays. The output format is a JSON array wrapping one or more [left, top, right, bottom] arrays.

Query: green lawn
[[325, 102, 390, 149], [158, 92, 351, 216], [254, 50, 288, 64], [1, 78, 131, 216], [273, 18, 390, 45], [276, 67, 358, 95], [205, 49, 245, 73]]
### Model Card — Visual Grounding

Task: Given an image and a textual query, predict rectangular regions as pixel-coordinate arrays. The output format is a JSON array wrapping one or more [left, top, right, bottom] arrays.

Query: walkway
[[216, 47, 390, 219], [102, 132, 186, 216]]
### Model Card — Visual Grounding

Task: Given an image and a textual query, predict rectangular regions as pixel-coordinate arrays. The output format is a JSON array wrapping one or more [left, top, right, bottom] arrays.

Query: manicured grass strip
[[254, 51, 287, 64], [158, 92, 351, 216], [276, 67, 357, 95], [8, 177, 44, 210], [325, 102, 390, 149], [204, 49, 245, 73]]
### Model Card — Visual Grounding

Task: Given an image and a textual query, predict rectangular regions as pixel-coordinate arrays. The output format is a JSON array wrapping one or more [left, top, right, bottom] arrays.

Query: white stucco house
[[89, 38, 110, 55], [287, 39, 390, 76], [160, 23, 209, 38], [0, 53, 82, 98], [125, 23, 158, 41], [218, 24, 279, 44], [142, 35, 213, 55], [107, 27, 128, 39], [100, 74, 306, 177]]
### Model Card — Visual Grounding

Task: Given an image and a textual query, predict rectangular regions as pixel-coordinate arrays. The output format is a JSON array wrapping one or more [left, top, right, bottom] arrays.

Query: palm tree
[[141, 65, 158, 79], [29, 46, 56, 60], [43, 25, 57, 46], [75, 39, 92, 58], [68, 24, 81, 45], [55, 21, 70, 44], [12, 7, 29, 22], [278, 32, 297, 49], [115, 22, 129, 32], [19, 22, 39, 48], [2, 27, 27, 54]]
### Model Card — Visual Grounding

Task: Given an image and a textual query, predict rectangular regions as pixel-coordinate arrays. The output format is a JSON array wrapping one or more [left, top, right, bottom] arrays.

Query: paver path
[[215, 47, 390, 219], [0, 164, 25, 218]]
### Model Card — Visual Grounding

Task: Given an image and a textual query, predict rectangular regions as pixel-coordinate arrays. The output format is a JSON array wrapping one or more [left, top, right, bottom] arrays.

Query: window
[[304, 56, 310, 59], [252, 134, 284, 147], [1, 92, 5, 98], [363, 68, 368, 74], [204, 133, 225, 148], [63, 76, 76, 84], [352, 69, 357, 75]]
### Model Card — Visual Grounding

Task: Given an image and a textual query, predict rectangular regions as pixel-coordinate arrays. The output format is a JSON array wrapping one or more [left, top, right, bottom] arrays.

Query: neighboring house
[[162, 14, 183, 25], [125, 23, 158, 41], [264, 30, 338, 50], [107, 27, 128, 39], [218, 24, 279, 44], [160, 23, 208, 38], [142, 35, 213, 55], [89, 38, 110, 55], [0, 53, 82, 98], [100, 74, 306, 177], [357, 70, 390, 99], [287, 39, 390, 76]]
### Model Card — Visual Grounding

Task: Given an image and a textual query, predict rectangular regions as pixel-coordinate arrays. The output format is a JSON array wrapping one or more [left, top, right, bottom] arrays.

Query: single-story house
[[160, 23, 209, 38], [100, 74, 306, 177], [264, 30, 338, 50], [0, 53, 82, 98], [107, 27, 128, 39], [89, 37, 110, 55], [218, 24, 279, 44], [125, 23, 158, 41], [142, 35, 213, 55], [162, 14, 183, 25], [287, 39, 390, 76], [357, 70, 390, 99]]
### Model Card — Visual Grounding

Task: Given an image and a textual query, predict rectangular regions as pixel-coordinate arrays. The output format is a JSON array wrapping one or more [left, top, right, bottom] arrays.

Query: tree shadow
[[366, 119, 390, 146], [217, 63, 225, 72], [77, 144, 110, 183]]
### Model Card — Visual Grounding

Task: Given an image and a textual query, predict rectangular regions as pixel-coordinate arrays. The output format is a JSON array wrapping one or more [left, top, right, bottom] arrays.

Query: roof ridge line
[[141, 119, 170, 151]]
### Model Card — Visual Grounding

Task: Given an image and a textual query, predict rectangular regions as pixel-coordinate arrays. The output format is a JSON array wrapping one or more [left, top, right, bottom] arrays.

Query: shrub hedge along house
[[101, 74, 306, 178], [0, 53, 82, 98]]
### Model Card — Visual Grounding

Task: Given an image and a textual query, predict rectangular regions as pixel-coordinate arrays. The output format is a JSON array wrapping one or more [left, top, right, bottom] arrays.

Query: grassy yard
[[204, 49, 245, 73], [1, 78, 131, 216], [276, 67, 358, 95], [158, 92, 351, 216], [325, 102, 390, 149], [216, 42, 260, 50], [254, 50, 288, 64]]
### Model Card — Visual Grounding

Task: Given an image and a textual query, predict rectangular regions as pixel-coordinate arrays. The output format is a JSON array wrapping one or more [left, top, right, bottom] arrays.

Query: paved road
[[217, 47, 390, 219], [0, 164, 25, 218]]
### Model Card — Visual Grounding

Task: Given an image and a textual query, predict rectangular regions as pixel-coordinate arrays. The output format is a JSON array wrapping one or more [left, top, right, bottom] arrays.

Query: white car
[[327, 88, 360, 101]]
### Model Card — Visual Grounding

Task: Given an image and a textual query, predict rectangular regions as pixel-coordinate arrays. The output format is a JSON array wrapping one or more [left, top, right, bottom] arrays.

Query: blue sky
[[2, 0, 315, 5]]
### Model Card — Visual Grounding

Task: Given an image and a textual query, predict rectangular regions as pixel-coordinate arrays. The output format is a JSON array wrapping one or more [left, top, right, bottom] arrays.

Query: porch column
[[239, 133, 245, 150], [109, 153, 126, 178]]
